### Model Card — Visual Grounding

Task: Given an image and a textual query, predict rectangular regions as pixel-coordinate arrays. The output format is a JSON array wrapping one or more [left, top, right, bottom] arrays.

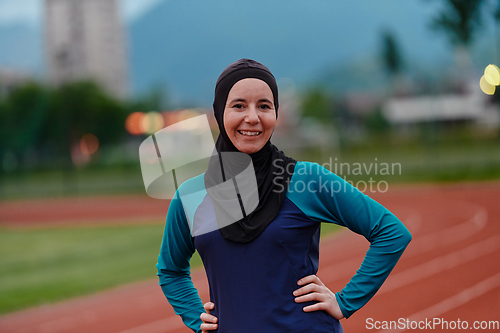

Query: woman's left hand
[[293, 275, 345, 320]]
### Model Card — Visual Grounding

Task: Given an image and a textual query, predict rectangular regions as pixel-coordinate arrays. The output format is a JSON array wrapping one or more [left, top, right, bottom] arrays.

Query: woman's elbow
[[400, 224, 412, 247]]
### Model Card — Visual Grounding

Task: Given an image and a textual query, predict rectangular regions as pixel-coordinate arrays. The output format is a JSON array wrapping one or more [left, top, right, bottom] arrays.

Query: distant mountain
[[128, 0, 452, 106], [3, 0, 497, 106]]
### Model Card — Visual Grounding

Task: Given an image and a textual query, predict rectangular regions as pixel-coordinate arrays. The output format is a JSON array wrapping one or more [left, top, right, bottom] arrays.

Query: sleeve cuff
[[335, 292, 351, 319]]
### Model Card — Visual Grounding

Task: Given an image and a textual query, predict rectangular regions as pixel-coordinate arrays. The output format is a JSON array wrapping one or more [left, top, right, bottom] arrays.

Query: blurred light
[[162, 111, 175, 127], [178, 109, 199, 121], [141, 112, 164, 135], [71, 143, 89, 167], [80, 134, 99, 155], [484, 64, 500, 86], [125, 112, 145, 135], [480, 76, 495, 95], [173, 113, 206, 132], [162, 109, 201, 127]]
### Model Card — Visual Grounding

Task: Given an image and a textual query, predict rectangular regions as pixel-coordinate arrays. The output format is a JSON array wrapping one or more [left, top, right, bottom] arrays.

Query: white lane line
[[407, 205, 487, 257], [402, 210, 423, 235], [321, 205, 487, 284], [118, 315, 185, 333], [378, 234, 500, 295], [37, 309, 98, 333], [320, 211, 422, 282], [377, 272, 500, 333]]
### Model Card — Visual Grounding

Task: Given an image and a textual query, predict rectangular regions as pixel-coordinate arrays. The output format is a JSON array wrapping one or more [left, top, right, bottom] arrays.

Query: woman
[[156, 59, 412, 333]]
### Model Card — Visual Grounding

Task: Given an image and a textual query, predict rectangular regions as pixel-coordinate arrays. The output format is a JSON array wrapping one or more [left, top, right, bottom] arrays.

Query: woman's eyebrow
[[227, 98, 273, 104], [227, 98, 246, 104]]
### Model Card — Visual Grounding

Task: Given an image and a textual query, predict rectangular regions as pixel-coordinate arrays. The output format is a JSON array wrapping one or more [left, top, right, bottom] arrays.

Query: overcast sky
[[0, 0, 163, 26]]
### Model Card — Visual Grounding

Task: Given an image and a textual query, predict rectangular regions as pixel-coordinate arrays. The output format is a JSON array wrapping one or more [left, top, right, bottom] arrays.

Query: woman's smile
[[237, 130, 262, 137]]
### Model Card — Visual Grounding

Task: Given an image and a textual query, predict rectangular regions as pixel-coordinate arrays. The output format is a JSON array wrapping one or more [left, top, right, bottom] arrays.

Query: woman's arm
[[156, 192, 205, 332], [287, 162, 412, 319]]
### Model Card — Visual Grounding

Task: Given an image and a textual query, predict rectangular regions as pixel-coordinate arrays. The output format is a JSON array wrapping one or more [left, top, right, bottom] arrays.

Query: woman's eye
[[260, 104, 271, 109], [233, 104, 243, 109]]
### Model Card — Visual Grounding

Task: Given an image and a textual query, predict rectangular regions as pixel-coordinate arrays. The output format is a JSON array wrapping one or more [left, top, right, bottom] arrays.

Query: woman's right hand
[[200, 302, 218, 332]]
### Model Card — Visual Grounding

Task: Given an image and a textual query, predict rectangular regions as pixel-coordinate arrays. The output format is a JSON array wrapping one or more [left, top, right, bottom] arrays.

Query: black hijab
[[204, 59, 296, 243]]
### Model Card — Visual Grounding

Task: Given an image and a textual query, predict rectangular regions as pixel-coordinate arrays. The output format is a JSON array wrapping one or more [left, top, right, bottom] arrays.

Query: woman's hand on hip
[[200, 301, 218, 332], [294, 275, 345, 320]]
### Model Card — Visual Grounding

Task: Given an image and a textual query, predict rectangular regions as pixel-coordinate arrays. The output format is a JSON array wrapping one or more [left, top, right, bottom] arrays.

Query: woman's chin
[[235, 143, 264, 154]]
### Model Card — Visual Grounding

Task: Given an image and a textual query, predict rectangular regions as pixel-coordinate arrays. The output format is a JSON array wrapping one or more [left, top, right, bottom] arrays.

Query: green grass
[[0, 223, 172, 314], [0, 222, 342, 315], [320, 222, 343, 238]]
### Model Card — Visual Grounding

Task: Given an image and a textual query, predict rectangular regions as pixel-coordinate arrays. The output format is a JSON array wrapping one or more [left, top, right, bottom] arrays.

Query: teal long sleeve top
[[156, 161, 412, 332]]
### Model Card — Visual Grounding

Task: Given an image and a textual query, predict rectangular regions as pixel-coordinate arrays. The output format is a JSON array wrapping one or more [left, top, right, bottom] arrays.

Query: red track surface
[[1, 183, 499, 332], [0, 195, 170, 227]]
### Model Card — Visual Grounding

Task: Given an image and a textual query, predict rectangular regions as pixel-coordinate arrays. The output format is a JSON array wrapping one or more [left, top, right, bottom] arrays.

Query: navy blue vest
[[194, 195, 343, 332]]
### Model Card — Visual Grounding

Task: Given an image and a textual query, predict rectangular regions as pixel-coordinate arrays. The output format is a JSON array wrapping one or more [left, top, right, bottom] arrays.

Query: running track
[[1, 183, 499, 332]]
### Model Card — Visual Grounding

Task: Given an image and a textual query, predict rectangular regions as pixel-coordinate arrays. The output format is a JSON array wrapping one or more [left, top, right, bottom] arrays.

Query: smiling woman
[[156, 59, 412, 333]]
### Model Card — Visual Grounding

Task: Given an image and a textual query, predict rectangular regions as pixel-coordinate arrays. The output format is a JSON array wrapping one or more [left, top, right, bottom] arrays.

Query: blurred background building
[[45, 0, 128, 98]]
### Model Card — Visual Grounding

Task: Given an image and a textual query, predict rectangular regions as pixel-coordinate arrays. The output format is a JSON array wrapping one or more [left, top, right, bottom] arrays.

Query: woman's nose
[[244, 105, 259, 123]]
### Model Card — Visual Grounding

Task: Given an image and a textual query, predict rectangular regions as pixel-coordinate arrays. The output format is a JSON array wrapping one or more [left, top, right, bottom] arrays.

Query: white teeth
[[239, 131, 260, 136]]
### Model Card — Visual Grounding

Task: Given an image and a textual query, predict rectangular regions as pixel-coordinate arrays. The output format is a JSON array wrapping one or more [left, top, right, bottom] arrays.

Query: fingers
[[204, 302, 215, 313], [302, 302, 326, 312], [297, 274, 324, 286], [200, 312, 218, 323], [294, 291, 325, 304], [201, 322, 218, 332], [293, 282, 323, 297], [201, 302, 218, 332], [200, 314, 218, 332]]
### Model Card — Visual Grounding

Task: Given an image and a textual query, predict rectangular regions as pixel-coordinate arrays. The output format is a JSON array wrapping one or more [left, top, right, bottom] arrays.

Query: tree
[[381, 30, 403, 77], [493, 0, 500, 64], [365, 107, 391, 135], [428, 0, 486, 72], [0, 80, 129, 171], [300, 88, 335, 123], [44, 81, 129, 162], [0, 82, 49, 164], [381, 29, 405, 96], [430, 0, 485, 47], [300, 88, 339, 158]]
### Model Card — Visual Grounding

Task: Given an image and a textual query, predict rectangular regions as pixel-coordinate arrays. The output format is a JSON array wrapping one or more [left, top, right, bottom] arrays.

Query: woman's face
[[223, 78, 276, 154]]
